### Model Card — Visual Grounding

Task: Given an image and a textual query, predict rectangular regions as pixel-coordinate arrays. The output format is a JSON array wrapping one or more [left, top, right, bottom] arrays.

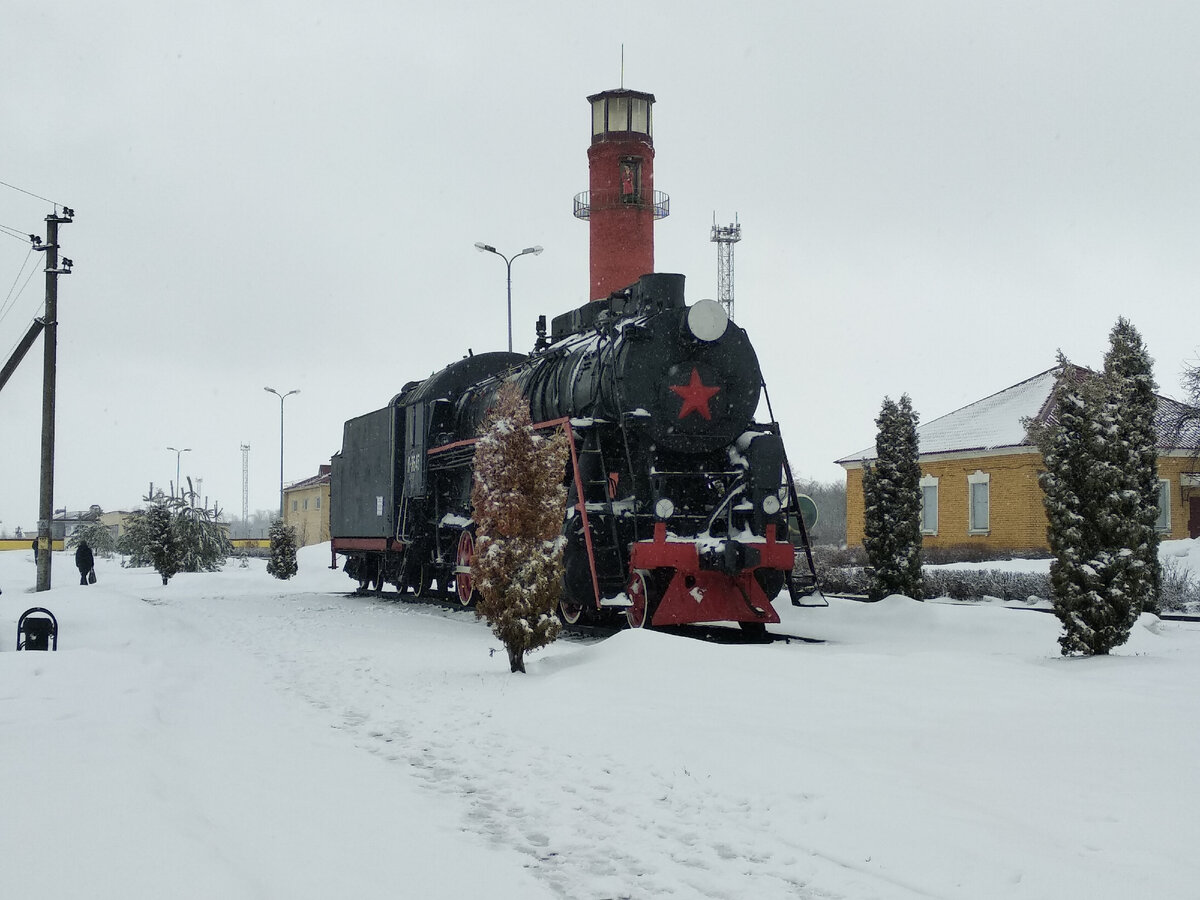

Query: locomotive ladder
[[575, 425, 627, 589], [758, 377, 826, 606]]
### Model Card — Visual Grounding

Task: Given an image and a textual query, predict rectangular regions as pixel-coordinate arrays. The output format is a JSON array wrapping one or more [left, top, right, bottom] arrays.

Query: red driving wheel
[[456, 531, 477, 606], [625, 570, 650, 629]]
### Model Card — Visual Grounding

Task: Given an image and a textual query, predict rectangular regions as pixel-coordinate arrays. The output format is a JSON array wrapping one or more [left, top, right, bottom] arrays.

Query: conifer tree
[[118, 486, 230, 575], [861, 394, 923, 601], [145, 501, 181, 585], [1102, 317, 1161, 612], [1033, 339, 1154, 656], [68, 521, 117, 558], [1036, 357, 1109, 654], [267, 519, 299, 580], [470, 382, 568, 673]]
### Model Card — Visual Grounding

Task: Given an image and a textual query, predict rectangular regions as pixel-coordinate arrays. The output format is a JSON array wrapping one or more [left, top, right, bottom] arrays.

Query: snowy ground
[[3, 544, 1200, 899]]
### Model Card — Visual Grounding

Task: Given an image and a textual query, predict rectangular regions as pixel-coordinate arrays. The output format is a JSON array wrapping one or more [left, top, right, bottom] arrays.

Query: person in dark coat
[[75, 540, 95, 586]]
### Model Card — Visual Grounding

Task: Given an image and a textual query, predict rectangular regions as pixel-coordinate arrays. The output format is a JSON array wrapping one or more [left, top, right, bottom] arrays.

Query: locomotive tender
[[330, 272, 820, 630]]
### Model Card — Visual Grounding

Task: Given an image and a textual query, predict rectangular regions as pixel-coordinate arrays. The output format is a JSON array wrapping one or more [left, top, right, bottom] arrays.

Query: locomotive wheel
[[349, 556, 372, 592], [559, 596, 586, 626], [414, 563, 436, 599], [455, 531, 478, 607], [625, 570, 651, 629]]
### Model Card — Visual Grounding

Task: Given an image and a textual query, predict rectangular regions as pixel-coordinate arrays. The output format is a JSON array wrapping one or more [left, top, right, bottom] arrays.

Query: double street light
[[166, 446, 191, 496], [264, 387, 299, 521], [474, 242, 543, 352]]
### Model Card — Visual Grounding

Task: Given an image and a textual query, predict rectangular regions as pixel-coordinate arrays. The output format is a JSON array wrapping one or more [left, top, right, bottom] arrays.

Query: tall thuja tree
[[1035, 358, 1111, 654], [1033, 348, 1148, 656], [1102, 317, 1161, 613], [470, 382, 568, 673], [861, 394, 923, 601]]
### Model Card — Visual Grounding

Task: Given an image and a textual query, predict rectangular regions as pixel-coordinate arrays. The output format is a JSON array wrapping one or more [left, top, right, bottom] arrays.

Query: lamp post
[[474, 243, 543, 352], [167, 446, 191, 496], [264, 387, 299, 521]]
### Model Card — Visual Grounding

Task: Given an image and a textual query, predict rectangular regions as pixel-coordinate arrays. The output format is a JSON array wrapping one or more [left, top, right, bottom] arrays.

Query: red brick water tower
[[573, 88, 670, 300]]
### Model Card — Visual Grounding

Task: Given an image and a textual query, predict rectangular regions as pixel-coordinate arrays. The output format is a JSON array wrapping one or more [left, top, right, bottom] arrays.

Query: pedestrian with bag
[[75, 540, 95, 586]]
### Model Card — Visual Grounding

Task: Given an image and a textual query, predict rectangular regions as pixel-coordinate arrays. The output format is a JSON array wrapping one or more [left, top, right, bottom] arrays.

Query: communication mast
[[240, 443, 250, 524], [710, 215, 741, 321]]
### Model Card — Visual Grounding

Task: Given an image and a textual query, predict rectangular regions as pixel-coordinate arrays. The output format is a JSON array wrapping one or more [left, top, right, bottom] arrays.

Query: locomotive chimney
[[573, 88, 669, 301]]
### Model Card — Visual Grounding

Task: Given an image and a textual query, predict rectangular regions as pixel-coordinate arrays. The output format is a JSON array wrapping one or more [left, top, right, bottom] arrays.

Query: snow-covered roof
[[284, 471, 331, 492], [837, 367, 1200, 465]]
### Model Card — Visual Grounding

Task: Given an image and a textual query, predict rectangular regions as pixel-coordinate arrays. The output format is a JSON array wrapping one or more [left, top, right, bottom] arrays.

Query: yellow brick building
[[839, 368, 1200, 553], [283, 465, 331, 547]]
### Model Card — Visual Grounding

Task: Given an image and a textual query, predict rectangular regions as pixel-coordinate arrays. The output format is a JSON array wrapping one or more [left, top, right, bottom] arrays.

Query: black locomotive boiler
[[330, 272, 820, 630]]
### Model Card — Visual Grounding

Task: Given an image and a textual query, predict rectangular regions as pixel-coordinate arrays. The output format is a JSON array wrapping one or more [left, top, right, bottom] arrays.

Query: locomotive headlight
[[655, 498, 675, 519], [686, 299, 729, 342], [762, 494, 781, 515]]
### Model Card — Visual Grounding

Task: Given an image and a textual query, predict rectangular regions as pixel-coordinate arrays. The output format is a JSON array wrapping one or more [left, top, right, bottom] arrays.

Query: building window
[[968, 470, 990, 534], [315, 496, 321, 510], [920, 475, 938, 535], [292, 499, 298, 512], [619, 158, 641, 203], [1157, 479, 1171, 532], [303, 498, 309, 511]]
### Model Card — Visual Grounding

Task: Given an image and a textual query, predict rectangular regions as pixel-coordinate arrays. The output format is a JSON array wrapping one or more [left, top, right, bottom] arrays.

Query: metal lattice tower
[[710, 215, 742, 321], [240, 443, 250, 524]]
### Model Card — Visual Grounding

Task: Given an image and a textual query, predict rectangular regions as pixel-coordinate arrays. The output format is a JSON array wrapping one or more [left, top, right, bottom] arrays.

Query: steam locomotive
[[329, 272, 820, 630]]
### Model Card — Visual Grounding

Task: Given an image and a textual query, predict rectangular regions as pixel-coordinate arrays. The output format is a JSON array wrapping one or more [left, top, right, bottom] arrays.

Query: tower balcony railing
[[573, 190, 670, 221]]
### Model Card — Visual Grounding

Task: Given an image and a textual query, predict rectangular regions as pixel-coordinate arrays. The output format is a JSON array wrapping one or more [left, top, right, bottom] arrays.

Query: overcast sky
[[2, 1, 1198, 530]]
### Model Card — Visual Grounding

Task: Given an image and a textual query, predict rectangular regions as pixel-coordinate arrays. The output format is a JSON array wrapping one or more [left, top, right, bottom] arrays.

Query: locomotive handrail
[[758, 376, 824, 604], [562, 419, 603, 609]]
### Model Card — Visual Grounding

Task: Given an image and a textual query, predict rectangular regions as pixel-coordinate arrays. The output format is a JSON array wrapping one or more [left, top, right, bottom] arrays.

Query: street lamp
[[167, 446, 191, 496], [264, 387, 299, 521], [474, 242, 543, 352]]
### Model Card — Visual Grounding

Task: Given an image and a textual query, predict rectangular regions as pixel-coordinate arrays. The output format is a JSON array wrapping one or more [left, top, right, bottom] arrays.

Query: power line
[[0, 179, 64, 209], [0, 252, 42, 332], [0, 222, 40, 244]]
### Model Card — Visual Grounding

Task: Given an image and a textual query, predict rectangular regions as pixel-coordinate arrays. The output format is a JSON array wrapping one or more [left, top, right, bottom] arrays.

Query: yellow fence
[[1, 539, 268, 552], [0, 539, 64, 552]]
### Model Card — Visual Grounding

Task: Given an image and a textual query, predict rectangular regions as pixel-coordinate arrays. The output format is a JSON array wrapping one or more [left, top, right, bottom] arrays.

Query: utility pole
[[241, 443, 251, 527], [35, 206, 74, 592]]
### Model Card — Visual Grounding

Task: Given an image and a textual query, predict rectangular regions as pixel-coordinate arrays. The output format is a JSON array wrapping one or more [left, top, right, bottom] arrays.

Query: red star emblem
[[670, 368, 721, 420]]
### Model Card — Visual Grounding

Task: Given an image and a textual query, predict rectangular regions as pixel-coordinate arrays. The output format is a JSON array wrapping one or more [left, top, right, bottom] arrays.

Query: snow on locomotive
[[330, 272, 820, 630]]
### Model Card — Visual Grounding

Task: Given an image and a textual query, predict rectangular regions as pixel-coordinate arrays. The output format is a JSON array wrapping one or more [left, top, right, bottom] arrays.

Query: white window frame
[[968, 470, 990, 535], [920, 474, 939, 535], [1156, 478, 1171, 532]]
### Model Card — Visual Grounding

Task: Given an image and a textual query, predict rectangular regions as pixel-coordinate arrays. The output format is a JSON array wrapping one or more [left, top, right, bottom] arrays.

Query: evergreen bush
[[267, 519, 299, 580], [118, 485, 231, 582]]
